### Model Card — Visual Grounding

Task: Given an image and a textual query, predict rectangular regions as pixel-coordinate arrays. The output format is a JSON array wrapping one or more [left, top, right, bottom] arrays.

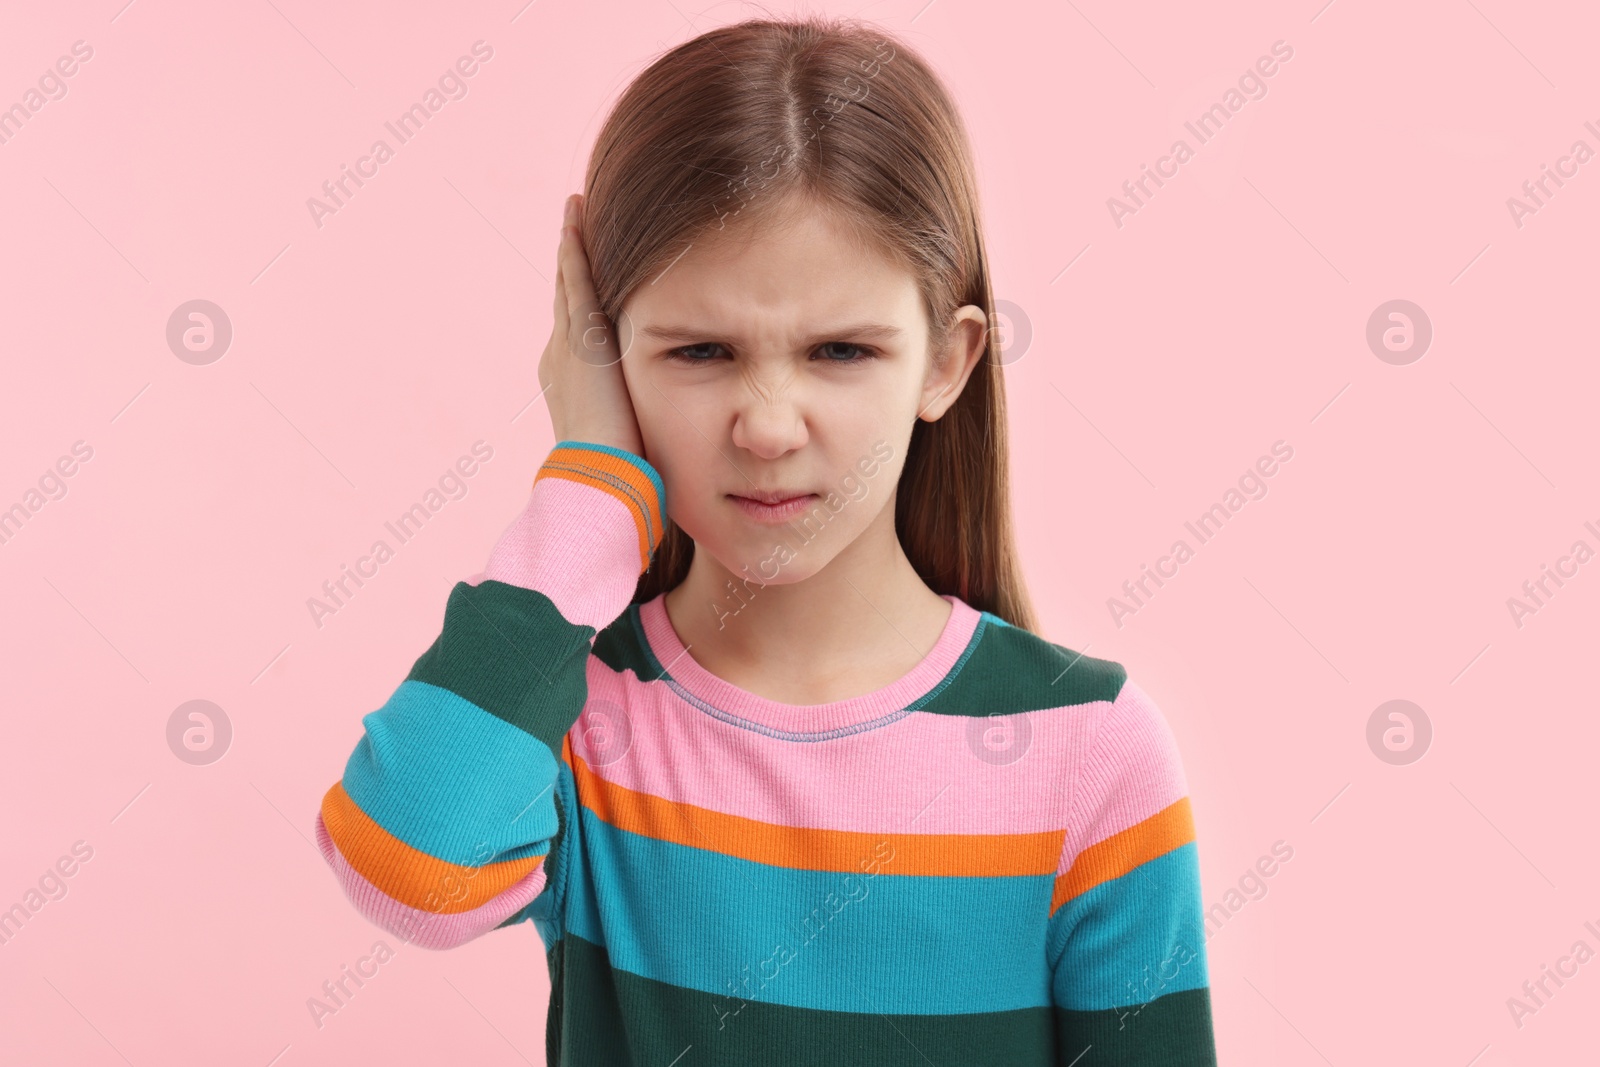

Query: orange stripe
[[571, 751, 1064, 877], [320, 782, 544, 914], [1049, 796, 1194, 915], [535, 447, 663, 571]]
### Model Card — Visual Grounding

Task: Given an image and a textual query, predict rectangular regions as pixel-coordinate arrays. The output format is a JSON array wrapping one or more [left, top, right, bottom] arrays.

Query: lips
[[727, 491, 820, 524], [733, 488, 813, 505]]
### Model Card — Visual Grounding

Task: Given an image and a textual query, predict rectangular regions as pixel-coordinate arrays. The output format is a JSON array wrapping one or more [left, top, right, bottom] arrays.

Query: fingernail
[[564, 196, 576, 224]]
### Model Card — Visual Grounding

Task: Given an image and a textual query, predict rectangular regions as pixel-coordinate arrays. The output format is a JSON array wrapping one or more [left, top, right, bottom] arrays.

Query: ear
[[917, 304, 990, 422]]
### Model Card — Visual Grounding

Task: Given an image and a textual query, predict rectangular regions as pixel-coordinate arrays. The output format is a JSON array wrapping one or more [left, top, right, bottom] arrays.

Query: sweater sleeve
[[1046, 678, 1217, 1066], [313, 441, 665, 951]]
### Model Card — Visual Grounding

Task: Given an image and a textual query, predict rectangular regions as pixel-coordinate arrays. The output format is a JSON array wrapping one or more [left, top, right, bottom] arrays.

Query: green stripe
[[591, 603, 658, 681], [1055, 987, 1217, 1066], [404, 579, 594, 751], [550, 932, 1055, 1065], [918, 619, 1126, 716]]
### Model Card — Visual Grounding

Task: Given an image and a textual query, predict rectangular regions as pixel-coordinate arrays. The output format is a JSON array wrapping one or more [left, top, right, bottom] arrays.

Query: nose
[[729, 370, 809, 460]]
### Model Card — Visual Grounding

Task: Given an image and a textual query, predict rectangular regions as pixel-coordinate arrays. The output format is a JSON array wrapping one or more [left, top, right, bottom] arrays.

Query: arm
[[1047, 678, 1218, 1065], [314, 441, 665, 950]]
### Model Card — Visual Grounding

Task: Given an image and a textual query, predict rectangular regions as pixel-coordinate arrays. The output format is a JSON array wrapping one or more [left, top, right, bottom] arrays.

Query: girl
[[316, 16, 1217, 1066]]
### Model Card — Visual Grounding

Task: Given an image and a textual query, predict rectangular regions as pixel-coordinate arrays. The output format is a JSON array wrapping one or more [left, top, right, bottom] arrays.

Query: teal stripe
[[499, 757, 580, 951], [563, 807, 1054, 1014], [1048, 843, 1209, 1011], [551, 439, 666, 508], [341, 679, 560, 867]]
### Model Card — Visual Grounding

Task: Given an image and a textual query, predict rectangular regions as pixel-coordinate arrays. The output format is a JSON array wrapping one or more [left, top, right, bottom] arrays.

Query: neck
[[662, 493, 952, 704]]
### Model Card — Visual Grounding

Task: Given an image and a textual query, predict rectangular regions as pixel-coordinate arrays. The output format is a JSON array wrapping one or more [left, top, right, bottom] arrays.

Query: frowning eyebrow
[[637, 323, 904, 345]]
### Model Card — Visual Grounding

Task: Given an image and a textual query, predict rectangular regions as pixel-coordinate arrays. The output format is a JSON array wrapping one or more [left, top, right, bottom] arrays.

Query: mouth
[[727, 490, 820, 524]]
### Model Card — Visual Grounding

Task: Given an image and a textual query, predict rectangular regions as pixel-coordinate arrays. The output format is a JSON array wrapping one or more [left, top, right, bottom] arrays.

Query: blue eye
[[662, 342, 879, 365], [815, 342, 876, 363], [665, 343, 721, 363]]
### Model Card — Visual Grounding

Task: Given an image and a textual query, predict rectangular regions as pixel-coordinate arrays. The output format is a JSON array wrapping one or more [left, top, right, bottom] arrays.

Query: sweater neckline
[[631, 591, 985, 741]]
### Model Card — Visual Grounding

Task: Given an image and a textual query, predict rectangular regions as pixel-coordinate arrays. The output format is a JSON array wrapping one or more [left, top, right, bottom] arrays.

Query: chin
[[699, 529, 834, 586]]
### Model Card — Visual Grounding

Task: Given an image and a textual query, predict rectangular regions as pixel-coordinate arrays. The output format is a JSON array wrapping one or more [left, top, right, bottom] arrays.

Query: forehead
[[623, 206, 925, 337]]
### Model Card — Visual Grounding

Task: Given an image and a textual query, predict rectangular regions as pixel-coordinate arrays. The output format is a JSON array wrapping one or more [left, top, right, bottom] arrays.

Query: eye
[[813, 342, 878, 364], [661, 341, 881, 365], [664, 343, 723, 364]]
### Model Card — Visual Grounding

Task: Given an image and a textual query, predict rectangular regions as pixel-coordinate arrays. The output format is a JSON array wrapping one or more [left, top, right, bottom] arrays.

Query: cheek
[[625, 367, 692, 462], [650, 446, 710, 538], [628, 408, 716, 533]]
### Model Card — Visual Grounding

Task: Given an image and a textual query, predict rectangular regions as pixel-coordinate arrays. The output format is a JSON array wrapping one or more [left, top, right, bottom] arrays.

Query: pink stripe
[[1058, 679, 1189, 875], [477, 476, 643, 630], [315, 813, 546, 950], [572, 654, 1107, 835], [635, 593, 985, 734]]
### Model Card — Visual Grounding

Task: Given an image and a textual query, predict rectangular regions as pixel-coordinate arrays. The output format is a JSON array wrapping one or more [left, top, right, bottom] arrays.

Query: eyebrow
[[637, 322, 904, 345]]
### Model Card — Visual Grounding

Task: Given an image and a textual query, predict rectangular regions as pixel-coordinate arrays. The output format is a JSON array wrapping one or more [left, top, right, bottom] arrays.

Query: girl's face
[[618, 203, 986, 584]]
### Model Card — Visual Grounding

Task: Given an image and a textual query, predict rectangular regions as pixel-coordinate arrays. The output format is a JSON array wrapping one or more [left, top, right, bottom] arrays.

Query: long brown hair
[[579, 14, 1040, 633]]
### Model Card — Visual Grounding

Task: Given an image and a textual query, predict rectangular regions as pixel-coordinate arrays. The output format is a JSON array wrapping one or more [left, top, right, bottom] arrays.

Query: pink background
[[3, 0, 1597, 1063]]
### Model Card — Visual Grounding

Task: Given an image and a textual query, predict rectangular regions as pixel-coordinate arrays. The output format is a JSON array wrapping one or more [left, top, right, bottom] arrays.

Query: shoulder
[[915, 606, 1127, 716], [944, 608, 1190, 801], [1086, 675, 1187, 773], [1067, 674, 1192, 853]]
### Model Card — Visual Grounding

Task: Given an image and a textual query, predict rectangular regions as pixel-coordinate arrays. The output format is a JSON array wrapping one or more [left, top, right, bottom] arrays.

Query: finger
[[562, 279, 617, 368], [567, 195, 630, 360], [558, 215, 600, 314], [543, 260, 562, 371], [552, 254, 566, 334]]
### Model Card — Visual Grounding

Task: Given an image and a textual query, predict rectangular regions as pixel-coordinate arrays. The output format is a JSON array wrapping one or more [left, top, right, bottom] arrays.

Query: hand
[[539, 194, 645, 457]]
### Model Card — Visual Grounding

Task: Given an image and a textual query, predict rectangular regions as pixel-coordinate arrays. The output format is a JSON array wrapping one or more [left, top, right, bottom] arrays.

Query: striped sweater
[[315, 440, 1218, 1066]]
